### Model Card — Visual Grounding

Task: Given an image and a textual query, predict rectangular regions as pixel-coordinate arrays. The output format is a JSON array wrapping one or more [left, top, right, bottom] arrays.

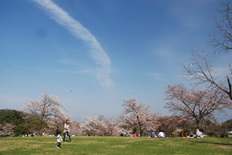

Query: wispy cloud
[[32, 0, 113, 87]]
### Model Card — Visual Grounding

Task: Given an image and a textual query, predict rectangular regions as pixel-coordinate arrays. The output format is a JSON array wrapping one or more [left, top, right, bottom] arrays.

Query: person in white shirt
[[196, 129, 202, 138], [57, 132, 63, 149], [158, 130, 165, 138]]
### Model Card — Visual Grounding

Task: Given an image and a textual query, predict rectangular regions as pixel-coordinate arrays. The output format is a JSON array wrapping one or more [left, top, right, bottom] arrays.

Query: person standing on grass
[[63, 119, 72, 142], [57, 131, 63, 149]]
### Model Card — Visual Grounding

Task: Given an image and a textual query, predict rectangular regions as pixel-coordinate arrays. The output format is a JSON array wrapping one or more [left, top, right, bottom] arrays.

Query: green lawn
[[0, 136, 231, 155]]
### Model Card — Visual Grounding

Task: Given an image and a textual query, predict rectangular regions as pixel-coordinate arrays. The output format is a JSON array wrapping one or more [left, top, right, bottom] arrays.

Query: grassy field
[[0, 136, 231, 155]]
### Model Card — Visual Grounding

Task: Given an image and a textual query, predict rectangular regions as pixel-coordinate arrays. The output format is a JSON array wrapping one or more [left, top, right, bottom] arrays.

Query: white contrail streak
[[33, 0, 113, 87]]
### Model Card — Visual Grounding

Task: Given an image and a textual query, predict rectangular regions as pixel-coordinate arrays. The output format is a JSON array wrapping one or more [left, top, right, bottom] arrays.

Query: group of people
[[56, 120, 204, 149], [56, 119, 72, 149], [150, 130, 166, 138], [150, 128, 204, 138], [183, 129, 204, 138]]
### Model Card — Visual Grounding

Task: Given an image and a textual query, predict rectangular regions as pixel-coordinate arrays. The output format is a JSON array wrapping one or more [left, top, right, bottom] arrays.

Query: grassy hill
[[0, 136, 231, 155]]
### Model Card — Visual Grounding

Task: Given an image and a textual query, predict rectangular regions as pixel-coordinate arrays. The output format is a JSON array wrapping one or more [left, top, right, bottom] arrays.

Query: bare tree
[[119, 99, 159, 137], [211, 1, 232, 53], [165, 84, 231, 129], [184, 2, 232, 100], [23, 93, 68, 135], [184, 51, 232, 100]]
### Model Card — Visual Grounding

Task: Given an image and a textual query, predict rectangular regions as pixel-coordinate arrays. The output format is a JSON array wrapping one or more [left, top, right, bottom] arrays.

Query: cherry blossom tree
[[157, 115, 189, 137], [165, 84, 232, 129], [23, 93, 68, 135], [0, 123, 14, 137], [119, 99, 159, 137], [69, 121, 81, 136], [80, 115, 121, 136]]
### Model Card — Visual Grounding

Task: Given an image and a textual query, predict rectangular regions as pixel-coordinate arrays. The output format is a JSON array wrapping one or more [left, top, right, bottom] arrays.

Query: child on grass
[[57, 131, 63, 149]]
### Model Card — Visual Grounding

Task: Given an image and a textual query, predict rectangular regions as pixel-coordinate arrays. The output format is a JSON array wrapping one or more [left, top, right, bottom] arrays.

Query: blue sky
[[0, 0, 231, 121]]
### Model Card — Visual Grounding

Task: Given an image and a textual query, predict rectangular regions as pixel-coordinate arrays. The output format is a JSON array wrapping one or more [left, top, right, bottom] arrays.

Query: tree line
[[0, 96, 231, 137]]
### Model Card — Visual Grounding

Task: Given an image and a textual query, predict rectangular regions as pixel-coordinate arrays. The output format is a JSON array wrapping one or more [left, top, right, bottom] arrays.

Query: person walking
[[56, 131, 63, 149], [63, 119, 72, 142]]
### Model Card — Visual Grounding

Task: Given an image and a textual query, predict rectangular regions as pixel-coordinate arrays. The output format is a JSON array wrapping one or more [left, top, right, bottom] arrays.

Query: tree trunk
[[137, 115, 143, 136], [195, 118, 200, 129]]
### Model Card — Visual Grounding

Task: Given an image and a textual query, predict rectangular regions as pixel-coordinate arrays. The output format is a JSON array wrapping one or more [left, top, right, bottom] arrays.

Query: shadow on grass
[[196, 140, 232, 146]]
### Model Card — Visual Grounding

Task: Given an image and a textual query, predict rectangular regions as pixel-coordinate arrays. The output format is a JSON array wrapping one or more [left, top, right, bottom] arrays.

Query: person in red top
[[183, 131, 188, 137]]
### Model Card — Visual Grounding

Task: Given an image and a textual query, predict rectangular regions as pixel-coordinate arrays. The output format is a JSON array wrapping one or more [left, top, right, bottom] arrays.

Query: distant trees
[[79, 100, 160, 137], [165, 84, 232, 129], [0, 109, 24, 125], [0, 123, 14, 137], [0, 109, 28, 136], [80, 115, 120, 136], [0, 94, 70, 137], [23, 93, 68, 135], [69, 120, 81, 136], [157, 115, 189, 137], [222, 119, 232, 131], [1, 96, 159, 137], [119, 99, 159, 136]]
